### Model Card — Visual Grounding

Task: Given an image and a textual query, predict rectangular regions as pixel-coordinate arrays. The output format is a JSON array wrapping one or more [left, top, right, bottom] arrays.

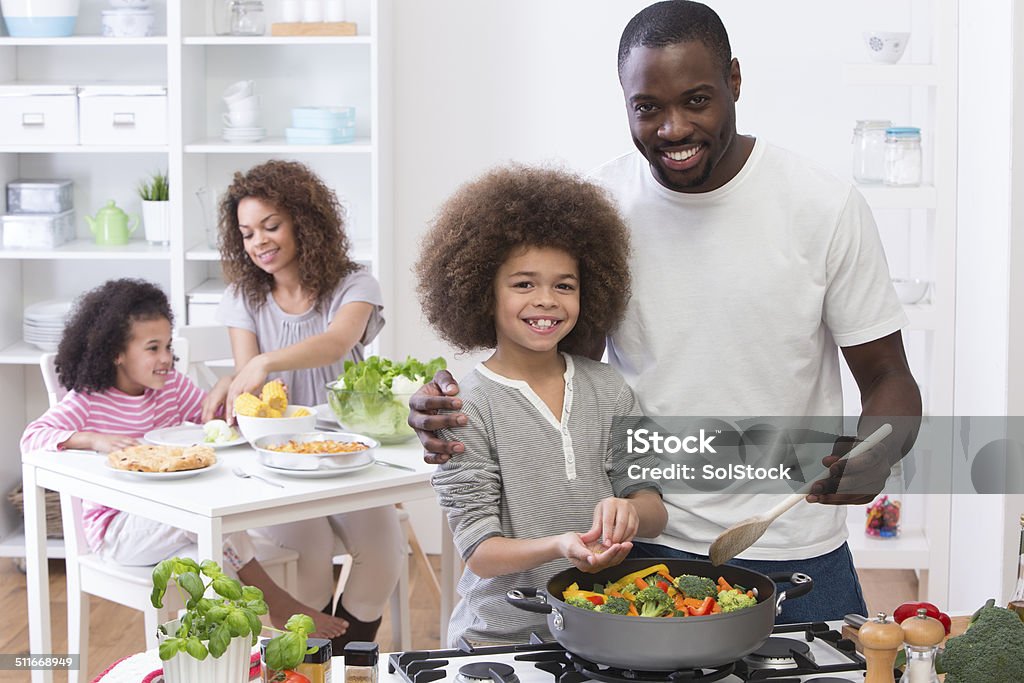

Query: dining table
[[21, 437, 460, 683]]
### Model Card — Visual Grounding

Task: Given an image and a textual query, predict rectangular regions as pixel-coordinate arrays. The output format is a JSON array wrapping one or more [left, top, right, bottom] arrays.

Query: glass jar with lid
[[884, 126, 923, 187], [852, 119, 892, 184], [213, 0, 266, 36]]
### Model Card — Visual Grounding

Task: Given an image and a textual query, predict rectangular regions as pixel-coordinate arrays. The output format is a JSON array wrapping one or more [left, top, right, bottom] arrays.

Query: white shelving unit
[[0, 0, 393, 558], [842, 0, 955, 606]]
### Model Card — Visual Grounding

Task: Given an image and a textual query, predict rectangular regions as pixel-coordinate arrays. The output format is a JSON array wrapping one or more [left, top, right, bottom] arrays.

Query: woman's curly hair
[[218, 160, 358, 310], [415, 164, 632, 354], [55, 278, 173, 393]]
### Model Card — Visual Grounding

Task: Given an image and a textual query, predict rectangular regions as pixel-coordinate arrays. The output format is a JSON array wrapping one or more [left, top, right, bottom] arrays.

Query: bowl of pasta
[[252, 432, 378, 471]]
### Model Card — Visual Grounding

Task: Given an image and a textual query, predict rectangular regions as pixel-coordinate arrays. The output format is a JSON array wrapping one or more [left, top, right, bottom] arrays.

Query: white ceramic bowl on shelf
[[101, 8, 155, 37], [1, 0, 80, 37], [892, 278, 929, 304], [862, 31, 911, 64]]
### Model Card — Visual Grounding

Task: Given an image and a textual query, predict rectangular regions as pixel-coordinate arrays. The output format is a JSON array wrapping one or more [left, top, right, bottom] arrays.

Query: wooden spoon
[[708, 423, 893, 566]]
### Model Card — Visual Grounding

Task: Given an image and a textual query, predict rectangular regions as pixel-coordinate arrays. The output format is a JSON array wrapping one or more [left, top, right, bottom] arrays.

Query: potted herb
[[152, 557, 318, 683], [138, 170, 170, 245]]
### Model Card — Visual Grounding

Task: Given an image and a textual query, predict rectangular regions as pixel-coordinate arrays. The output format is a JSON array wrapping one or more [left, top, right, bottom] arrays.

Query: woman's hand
[[201, 376, 232, 423], [224, 355, 271, 422], [582, 496, 640, 548], [407, 369, 468, 464], [557, 532, 632, 574]]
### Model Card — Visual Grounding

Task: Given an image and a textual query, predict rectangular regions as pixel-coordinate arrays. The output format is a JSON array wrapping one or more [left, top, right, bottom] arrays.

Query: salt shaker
[[899, 609, 945, 683], [343, 641, 378, 683], [859, 612, 903, 683]]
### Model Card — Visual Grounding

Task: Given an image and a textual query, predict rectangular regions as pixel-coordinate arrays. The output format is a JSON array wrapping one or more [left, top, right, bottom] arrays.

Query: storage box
[[187, 279, 225, 325], [7, 179, 74, 214], [1, 210, 76, 249], [78, 85, 168, 146], [0, 85, 79, 146]]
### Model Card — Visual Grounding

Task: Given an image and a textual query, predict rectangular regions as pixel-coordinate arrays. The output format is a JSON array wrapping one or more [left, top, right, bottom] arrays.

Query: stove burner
[[743, 637, 813, 670], [456, 661, 518, 683], [566, 651, 735, 682]]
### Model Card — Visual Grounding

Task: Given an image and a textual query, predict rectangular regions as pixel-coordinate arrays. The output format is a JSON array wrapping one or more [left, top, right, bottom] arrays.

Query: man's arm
[[809, 330, 922, 505]]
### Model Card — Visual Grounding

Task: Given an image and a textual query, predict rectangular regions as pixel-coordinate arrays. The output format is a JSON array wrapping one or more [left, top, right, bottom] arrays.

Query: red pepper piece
[[585, 595, 605, 606], [893, 601, 951, 634], [687, 597, 715, 616], [657, 580, 672, 593]]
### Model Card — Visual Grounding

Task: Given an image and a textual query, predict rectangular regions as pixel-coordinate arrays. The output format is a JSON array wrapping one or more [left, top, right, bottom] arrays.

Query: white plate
[[259, 460, 374, 478], [313, 403, 340, 430], [144, 425, 246, 449], [24, 300, 73, 318], [105, 460, 220, 480]]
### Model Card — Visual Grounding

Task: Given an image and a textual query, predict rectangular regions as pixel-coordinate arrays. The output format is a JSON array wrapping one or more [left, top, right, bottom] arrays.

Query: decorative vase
[[141, 200, 171, 245], [157, 619, 252, 683]]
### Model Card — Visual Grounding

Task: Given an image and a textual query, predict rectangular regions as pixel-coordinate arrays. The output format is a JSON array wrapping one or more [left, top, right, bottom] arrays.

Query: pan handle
[[506, 588, 554, 614], [769, 572, 813, 615]]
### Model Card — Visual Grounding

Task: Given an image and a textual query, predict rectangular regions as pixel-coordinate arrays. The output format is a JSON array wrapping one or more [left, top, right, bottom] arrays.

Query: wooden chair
[[38, 352, 299, 682]]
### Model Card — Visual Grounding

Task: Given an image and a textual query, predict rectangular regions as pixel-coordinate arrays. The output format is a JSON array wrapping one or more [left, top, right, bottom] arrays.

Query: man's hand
[[557, 532, 632, 573], [407, 369, 468, 464], [807, 436, 895, 506]]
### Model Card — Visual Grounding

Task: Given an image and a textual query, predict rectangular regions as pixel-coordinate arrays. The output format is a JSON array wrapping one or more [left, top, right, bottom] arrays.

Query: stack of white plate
[[23, 300, 73, 351], [222, 126, 266, 143]]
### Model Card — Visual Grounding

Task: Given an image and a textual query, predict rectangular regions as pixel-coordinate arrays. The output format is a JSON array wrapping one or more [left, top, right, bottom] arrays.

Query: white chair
[[38, 353, 299, 683], [173, 324, 419, 649]]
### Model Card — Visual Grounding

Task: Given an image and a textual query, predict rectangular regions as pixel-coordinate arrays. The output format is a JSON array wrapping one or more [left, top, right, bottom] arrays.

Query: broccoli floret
[[717, 589, 757, 613], [935, 600, 1024, 683], [564, 596, 597, 611], [635, 587, 673, 618], [673, 574, 717, 600], [596, 596, 631, 615]]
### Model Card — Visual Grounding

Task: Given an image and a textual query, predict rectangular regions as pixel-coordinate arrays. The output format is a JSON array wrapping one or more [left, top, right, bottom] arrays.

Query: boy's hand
[[582, 497, 640, 548], [557, 532, 632, 574], [407, 369, 467, 464]]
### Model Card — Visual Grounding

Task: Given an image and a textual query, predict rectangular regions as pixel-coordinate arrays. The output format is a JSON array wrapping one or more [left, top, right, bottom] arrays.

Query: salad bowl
[[325, 385, 416, 444]]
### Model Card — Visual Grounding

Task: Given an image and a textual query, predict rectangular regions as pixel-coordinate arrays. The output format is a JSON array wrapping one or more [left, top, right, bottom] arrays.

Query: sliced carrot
[[634, 577, 649, 590], [747, 590, 755, 599], [717, 576, 733, 592], [711, 601, 722, 614], [628, 602, 639, 617]]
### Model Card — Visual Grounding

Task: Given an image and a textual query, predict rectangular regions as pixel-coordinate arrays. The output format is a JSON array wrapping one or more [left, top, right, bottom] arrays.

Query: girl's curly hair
[[218, 160, 358, 310], [415, 164, 632, 355], [55, 278, 173, 393]]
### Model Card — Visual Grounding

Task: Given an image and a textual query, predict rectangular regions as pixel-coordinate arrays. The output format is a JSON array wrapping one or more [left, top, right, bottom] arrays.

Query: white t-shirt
[[591, 139, 907, 560]]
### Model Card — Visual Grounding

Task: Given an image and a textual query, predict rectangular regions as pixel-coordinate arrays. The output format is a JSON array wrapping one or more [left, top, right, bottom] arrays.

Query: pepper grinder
[[899, 608, 945, 683], [858, 612, 903, 683]]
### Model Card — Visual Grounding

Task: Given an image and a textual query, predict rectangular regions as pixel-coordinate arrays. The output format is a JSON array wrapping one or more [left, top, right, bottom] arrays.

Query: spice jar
[[852, 119, 892, 184], [343, 641, 378, 683], [884, 126, 923, 187], [261, 637, 332, 683]]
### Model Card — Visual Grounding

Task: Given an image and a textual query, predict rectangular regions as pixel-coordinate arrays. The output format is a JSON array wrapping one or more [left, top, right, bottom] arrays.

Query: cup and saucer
[[221, 81, 265, 142]]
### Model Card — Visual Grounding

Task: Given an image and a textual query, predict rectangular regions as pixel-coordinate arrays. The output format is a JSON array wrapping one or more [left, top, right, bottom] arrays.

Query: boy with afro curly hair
[[416, 165, 667, 646]]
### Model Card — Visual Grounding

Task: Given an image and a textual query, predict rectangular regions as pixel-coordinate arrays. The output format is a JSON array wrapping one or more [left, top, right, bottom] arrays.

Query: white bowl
[[235, 404, 317, 444], [863, 31, 910, 64], [892, 278, 929, 304], [1, 0, 79, 37], [109, 0, 149, 7], [101, 8, 154, 37]]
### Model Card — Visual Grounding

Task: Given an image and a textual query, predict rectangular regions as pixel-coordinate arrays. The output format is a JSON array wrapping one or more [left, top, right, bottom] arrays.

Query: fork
[[232, 467, 284, 488]]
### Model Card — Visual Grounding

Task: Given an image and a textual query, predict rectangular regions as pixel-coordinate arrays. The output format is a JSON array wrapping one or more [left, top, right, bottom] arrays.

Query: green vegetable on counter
[[934, 598, 1024, 683]]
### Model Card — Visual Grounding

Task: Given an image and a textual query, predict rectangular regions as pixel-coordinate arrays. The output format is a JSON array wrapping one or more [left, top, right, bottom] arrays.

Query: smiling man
[[590, 0, 922, 621], [410, 0, 922, 623]]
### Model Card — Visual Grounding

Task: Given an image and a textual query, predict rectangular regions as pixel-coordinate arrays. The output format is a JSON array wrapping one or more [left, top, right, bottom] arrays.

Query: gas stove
[[381, 620, 896, 682]]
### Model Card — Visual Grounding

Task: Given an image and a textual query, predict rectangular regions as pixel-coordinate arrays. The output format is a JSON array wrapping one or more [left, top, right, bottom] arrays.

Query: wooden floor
[[0, 558, 916, 682]]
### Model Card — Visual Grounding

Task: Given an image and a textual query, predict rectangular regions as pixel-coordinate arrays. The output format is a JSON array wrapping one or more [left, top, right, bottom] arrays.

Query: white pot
[[157, 619, 252, 683], [141, 200, 170, 245]]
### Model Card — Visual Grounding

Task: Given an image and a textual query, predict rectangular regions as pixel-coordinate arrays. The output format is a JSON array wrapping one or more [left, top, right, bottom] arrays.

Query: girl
[[20, 278, 347, 638], [415, 165, 668, 646], [202, 160, 403, 648]]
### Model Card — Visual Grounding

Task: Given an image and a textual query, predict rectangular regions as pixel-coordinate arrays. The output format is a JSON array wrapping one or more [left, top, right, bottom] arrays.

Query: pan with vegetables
[[506, 558, 813, 671]]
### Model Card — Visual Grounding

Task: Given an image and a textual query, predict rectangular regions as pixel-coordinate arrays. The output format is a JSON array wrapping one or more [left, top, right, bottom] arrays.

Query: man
[[410, 1, 921, 622]]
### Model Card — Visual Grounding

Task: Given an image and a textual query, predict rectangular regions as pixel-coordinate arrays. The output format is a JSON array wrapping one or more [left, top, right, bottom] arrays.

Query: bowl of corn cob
[[233, 380, 317, 444]]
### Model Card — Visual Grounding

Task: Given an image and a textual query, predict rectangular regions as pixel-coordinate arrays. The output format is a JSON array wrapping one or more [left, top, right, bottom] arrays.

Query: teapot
[[86, 200, 139, 246]]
